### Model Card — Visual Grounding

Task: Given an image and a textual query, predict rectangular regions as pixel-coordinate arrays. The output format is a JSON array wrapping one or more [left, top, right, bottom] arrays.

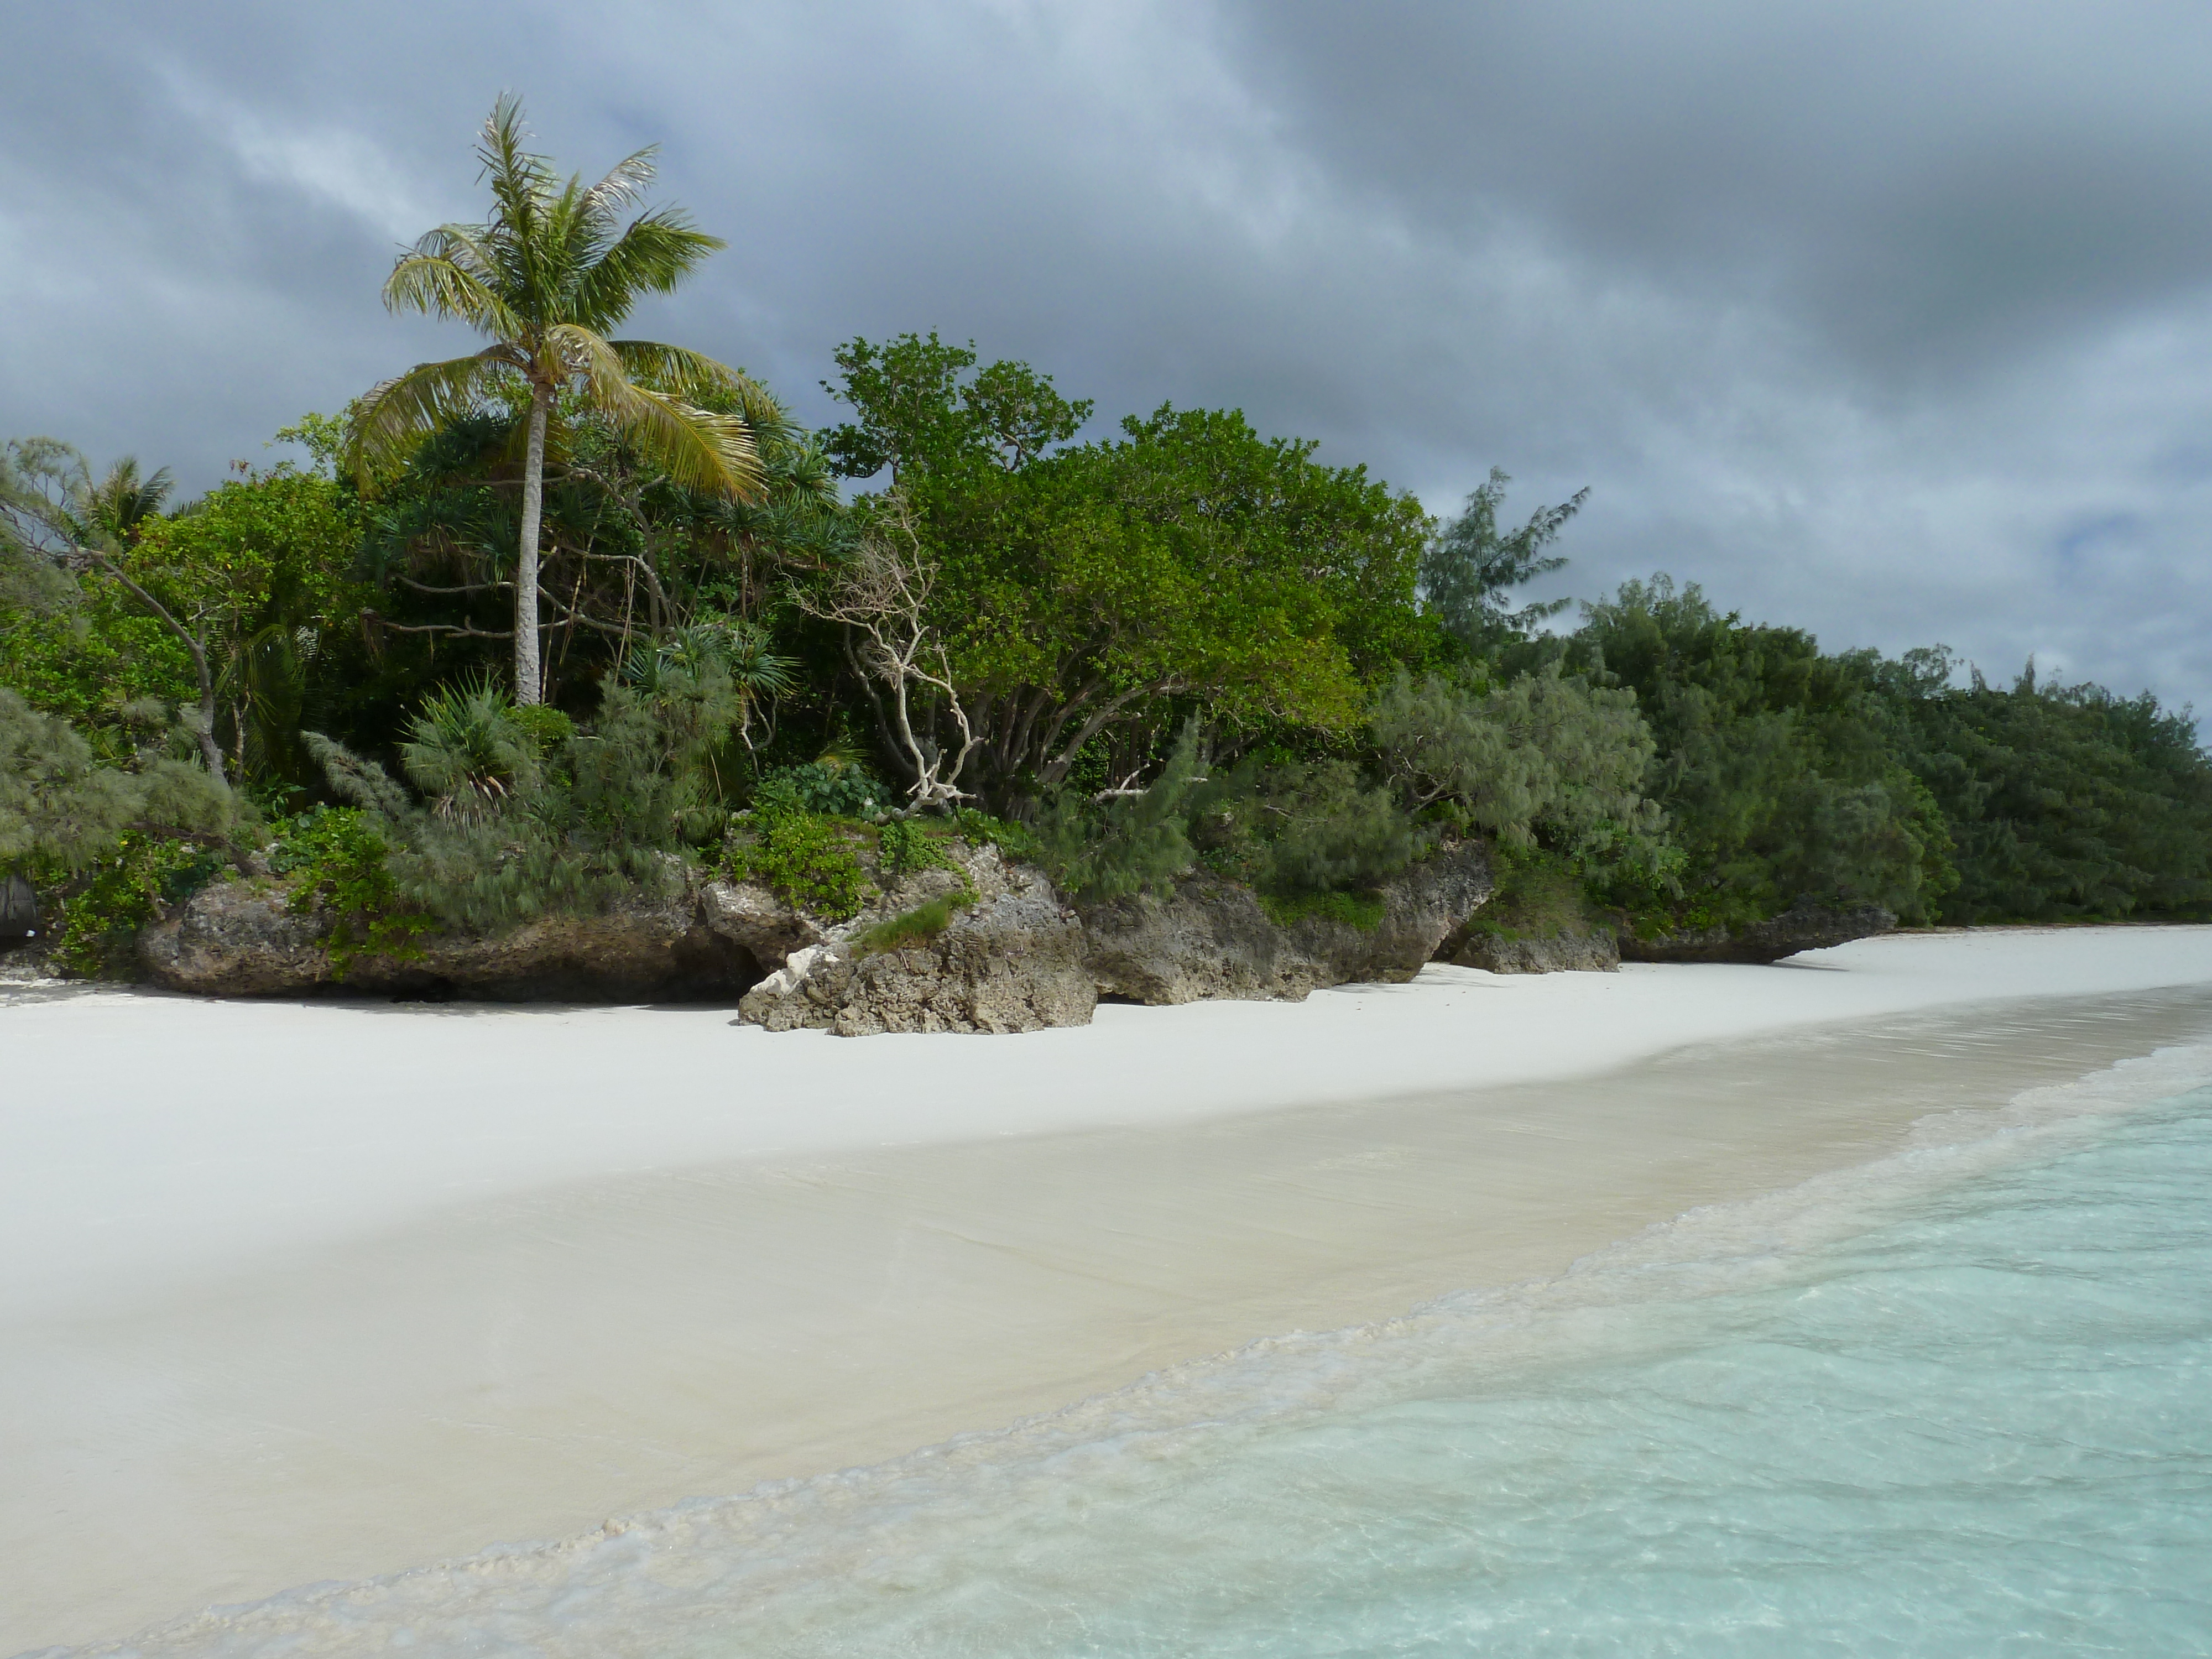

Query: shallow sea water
[[80, 1045, 2212, 1658]]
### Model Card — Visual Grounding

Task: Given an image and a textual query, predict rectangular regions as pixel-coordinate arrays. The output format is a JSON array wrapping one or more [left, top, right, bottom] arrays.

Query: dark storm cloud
[[3, 1, 2209, 713]]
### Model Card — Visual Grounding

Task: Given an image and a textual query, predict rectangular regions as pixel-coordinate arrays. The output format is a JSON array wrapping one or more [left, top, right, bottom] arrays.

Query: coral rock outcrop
[[1081, 841, 1493, 1004], [138, 881, 755, 1001], [732, 848, 1094, 1036], [1618, 899, 1897, 965]]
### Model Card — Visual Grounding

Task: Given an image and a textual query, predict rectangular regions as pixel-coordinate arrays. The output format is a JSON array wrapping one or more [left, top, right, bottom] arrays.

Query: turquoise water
[[88, 1051, 2212, 1657]]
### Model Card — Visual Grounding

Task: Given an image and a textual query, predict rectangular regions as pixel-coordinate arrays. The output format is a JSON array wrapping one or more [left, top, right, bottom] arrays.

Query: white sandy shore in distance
[[7, 925, 2212, 1651]]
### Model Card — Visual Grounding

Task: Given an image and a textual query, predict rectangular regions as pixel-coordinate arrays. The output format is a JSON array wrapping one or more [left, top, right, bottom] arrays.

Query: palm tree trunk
[[515, 384, 551, 705]]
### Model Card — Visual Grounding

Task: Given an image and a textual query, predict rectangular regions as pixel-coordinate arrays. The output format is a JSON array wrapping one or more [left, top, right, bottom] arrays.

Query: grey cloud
[[2, 0, 2208, 716]]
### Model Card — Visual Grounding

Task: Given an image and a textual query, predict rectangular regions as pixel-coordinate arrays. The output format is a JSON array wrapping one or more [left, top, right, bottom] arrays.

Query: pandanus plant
[[349, 95, 769, 703]]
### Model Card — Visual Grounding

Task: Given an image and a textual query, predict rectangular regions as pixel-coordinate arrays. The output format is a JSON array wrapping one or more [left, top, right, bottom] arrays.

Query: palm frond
[[570, 210, 724, 329], [556, 325, 760, 499], [348, 351, 524, 488], [383, 251, 524, 336], [608, 341, 767, 409], [476, 95, 556, 234], [580, 145, 660, 218]]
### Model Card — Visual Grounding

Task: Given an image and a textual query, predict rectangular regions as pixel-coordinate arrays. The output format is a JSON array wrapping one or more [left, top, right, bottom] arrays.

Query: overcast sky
[[5, 2, 2210, 713]]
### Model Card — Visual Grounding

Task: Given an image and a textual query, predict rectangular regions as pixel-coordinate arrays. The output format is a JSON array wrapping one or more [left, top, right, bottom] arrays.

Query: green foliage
[[1464, 847, 1610, 942], [1038, 727, 1209, 904], [1569, 578, 1954, 928], [822, 332, 1092, 481], [302, 656, 752, 935], [753, 759, 894, 820], [1420, 468, 1587, 653], [268, 805, 432, 976], [0, 688, 234, 875], [1248, 759, 1423, 896], [506, 703, 577, 754], [727, 808, 873, 921], [1256, 889, 1386, 932], [1887, 655, 2212, 923], [853, 888, 978, 957], [401, 675, 542, 822], [925, 404, 1434, 800], [50, 834, 229, 978], [876, 816, 961, 881], [1374, 665, 1663, 859], [951, 807, 1042, 862]]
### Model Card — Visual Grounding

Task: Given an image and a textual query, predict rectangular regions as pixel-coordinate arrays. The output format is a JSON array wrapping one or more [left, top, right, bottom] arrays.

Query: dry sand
[[6, 926, 2212, 1651]]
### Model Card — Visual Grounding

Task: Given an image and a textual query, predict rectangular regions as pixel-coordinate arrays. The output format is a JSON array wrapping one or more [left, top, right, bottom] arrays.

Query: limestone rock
[[736, 854, 1094, 1036], [698, 877, 825, 963], [138, 880, 759, 1000], [1082, 841, 1493, 1004], [1619, 899, 1897, 965], [1447, 928, 1621, 974], [137, 880, 331, 995]]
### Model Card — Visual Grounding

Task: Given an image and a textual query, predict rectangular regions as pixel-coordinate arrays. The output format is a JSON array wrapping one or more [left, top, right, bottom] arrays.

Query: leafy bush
[[1373, 664, 1663, 865], [952, 806, 1041, 862], [268, 805, 433, 975], [50, 834, 229, 977], [753, 759, 894, 820], [1243, 758, 1423, 896], [1, 687, 235, 875], [877, 816, 962, 881], [302, 659, 751, 935], [1037, 727, 1209, 903], [1465, 846, 1610, 942], [400, 675, 541, 823], [728, 810, 873, 920]]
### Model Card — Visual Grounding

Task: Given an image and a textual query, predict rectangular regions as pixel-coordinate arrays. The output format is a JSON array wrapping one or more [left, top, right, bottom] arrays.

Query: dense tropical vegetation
[[6, 101, 2210, 977]]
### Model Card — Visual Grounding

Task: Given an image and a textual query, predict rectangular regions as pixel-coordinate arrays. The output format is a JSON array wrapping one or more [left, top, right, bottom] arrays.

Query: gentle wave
[[66, 1041, 2212, 1658]]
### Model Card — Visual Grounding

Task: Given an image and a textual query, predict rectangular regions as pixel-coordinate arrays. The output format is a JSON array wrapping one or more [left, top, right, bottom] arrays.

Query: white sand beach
[[7, 925, 2212, 1652]]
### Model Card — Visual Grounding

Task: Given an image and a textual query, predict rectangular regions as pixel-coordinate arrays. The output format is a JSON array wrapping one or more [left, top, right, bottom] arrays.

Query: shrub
[[1465, 846, 1610, 942], [268, 804, 433, 976], [853, 888, 977, 957], [1249, 758, 1423, 895], [877, 816, 962, 881], [752, 759, 894, 821], [952, 806, 1041, 862], [50, 834, 229, 977], [1372, 664, 1663, 862], [1037, 726, 1208, 903], [729, 809, 873, 920]]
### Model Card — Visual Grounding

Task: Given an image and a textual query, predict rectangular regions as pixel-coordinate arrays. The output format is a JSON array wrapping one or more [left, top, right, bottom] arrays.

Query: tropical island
[[6, 101, 2211, 1030]]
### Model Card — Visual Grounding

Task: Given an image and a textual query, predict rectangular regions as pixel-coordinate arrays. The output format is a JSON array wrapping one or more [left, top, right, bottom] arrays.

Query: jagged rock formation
[[124, 836, 1504, 1029], [1618, 899, 1898, 965], [138, 880, 755, 1001], [1080, 841, 1493, 1004], [729, 846, 1094, 1036], [1444, 927, 1620, 974]]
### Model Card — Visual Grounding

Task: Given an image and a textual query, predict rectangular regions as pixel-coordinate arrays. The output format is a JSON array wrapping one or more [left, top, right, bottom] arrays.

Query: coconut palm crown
[[351, 95, 766, 703]]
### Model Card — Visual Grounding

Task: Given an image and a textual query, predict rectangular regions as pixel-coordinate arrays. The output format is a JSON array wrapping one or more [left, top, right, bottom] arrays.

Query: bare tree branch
[[796, 491, 980, 810]]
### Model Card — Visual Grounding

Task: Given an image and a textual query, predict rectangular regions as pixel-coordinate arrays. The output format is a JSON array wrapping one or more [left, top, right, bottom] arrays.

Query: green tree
[[350, 95, 768, 705], [1420, 468, 1587, 653], [1, 439, 232, 777], [1571, 578, 1954, 927], [821, 331, 1092, 482], [122, 465, 367, 786]]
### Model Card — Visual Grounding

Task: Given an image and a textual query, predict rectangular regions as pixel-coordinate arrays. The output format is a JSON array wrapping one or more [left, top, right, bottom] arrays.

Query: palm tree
[[351, 95, 766, 704], [84, 457, 175, 548]]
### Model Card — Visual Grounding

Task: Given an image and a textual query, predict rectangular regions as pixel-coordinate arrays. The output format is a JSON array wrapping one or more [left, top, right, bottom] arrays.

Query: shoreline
[[7, 929, 2212, 1650]]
